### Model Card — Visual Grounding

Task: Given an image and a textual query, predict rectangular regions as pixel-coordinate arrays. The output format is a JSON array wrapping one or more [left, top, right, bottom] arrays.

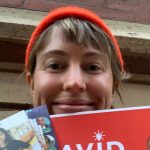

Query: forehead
[[35, 29, 111, 71], [38, 117, 44, 121], [38, 27, 107, 57]]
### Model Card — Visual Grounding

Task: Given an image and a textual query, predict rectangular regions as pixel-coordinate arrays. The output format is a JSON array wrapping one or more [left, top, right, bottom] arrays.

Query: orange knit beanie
[[25, 6, 124, 71]]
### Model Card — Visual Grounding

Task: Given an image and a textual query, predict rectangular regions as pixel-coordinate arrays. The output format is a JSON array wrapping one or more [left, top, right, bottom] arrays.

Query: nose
[[63, 65, 86, 93]]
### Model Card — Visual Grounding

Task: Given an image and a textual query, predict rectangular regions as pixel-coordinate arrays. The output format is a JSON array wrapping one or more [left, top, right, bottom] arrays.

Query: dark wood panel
[[0, 102, 32, 110], [0, 41, 25, 63], [123, 55, 150, 75], [0, 42, 150, 75]]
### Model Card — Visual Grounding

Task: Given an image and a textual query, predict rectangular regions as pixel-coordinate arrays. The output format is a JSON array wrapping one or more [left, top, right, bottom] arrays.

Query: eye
[[83, 64, 103, 74], [45, 62, 67, 72]]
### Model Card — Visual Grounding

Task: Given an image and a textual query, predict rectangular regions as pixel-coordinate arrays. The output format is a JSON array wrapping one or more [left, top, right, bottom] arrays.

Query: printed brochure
[[1, 106, 150, 150]]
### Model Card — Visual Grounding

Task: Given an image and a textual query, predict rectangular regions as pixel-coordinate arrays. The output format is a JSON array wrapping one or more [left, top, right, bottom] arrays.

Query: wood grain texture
[[0, 6, 149, 53], [0, 6, 150, 75], [0, 0, 24, 7], [0, 110, 19, 120], [0, 7, 150, 75], [0, 72, 32, 104], [0, 0, 149, 24]]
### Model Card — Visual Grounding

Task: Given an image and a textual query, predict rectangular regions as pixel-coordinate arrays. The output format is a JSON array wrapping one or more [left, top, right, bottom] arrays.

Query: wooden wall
[[0, 0, 149, 24]]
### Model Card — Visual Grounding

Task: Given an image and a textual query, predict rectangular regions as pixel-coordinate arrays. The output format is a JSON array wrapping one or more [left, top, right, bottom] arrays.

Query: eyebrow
[[40, 49, 106, 60], [83, 51, 106, 58], [41, 49, 67, 59]]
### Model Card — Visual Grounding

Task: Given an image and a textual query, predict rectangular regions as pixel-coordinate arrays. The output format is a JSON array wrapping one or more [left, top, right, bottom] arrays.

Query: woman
[[25, 6, 125, 114], [0, 128, 32, 150]]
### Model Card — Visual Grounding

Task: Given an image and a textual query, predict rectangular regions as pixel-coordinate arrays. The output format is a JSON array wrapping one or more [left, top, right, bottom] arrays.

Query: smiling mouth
[[51, 99, 95, 113]]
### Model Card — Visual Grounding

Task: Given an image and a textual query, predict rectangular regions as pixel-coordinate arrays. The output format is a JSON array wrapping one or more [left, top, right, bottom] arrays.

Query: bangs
[[56, 18, 112, 56]]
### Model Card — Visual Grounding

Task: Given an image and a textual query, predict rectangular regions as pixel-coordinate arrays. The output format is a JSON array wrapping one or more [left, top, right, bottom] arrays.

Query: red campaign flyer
[[50, 106, 150, 150]]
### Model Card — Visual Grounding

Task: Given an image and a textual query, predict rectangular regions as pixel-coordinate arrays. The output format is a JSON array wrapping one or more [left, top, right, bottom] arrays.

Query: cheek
[[88, 73, 113, 107], [33, 72, 61, 100], [91, 75, 113, 95]]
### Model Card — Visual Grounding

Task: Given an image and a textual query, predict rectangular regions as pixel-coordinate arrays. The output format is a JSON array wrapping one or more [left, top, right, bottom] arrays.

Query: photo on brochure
[[29, 118, 46, 149], [0, 110, 42, 150], [26, 105, 59, 150]]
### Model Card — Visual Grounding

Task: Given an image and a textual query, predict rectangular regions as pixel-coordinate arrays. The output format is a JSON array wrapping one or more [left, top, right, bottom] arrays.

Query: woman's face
[[27, 28, 114, 114]]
